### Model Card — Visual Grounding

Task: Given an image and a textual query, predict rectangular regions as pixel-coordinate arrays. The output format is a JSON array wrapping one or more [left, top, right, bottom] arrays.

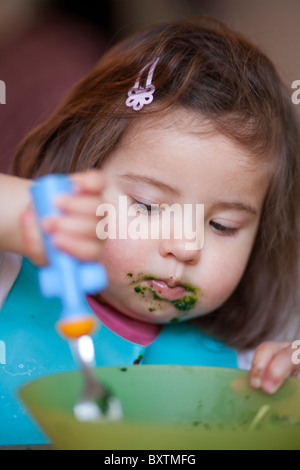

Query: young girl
[[1, 16, 300, 445]]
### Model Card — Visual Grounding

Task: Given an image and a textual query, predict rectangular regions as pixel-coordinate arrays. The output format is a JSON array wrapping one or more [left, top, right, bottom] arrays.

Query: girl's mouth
[[129, 273, 199, 312], [145, 279, 188, 300]]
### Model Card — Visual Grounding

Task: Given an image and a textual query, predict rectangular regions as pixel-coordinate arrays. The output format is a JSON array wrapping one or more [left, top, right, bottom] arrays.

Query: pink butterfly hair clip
[[126, 57, 160, 111]]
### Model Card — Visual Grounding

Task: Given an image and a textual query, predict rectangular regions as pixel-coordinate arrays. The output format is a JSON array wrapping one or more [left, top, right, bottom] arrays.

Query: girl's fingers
[[19, 171, 107, 265], [54, 194, 101, 217], [49, 170, 106, 229], [251, 342, 290, 383], [52, 232, 104, 262], [261, 345, 300, 394], [70, 170, 106, 194], [21, 210, 104, 264], [42, 215, 98, 239], [250, 341, 299, 394]]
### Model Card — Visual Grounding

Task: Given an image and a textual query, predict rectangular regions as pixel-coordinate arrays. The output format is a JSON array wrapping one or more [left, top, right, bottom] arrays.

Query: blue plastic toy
[[30, 174, 107, 339]]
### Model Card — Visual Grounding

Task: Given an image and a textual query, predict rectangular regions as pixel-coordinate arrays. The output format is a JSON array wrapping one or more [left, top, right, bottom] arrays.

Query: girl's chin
[[97, 293, 200, 324], [122, 307, 193, 324], [120, 309, 170, 324]]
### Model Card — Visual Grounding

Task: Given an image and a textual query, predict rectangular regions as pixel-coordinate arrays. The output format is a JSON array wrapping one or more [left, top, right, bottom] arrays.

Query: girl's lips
[[146, 279, 187, 300]]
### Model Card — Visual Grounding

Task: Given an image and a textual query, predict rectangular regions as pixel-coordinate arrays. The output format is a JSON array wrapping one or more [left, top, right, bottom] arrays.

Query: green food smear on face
[[185, 285, 197, 294], [134, 284, 198, 311], [129, 273, 199, 312], [173, 296, 197, 311], [134, 286, 143, 293], [146, 284, 198, 311], [148, 288, 162, 300], [170, 317, 179, 323]]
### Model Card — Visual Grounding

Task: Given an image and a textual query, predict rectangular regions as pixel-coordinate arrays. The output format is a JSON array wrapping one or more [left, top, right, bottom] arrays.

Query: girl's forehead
[[104, 109, 272, 209], [116, 108, 269, 172], [124, 108, 214, 139]]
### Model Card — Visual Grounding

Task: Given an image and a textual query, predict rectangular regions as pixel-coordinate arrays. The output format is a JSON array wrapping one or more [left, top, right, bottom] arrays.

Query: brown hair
[[11, 16, 300, 349]]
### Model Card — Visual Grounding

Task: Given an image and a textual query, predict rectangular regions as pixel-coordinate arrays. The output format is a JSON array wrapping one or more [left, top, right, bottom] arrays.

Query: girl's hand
[[20, 170, 106, 266], [250, 341, 300, 394]]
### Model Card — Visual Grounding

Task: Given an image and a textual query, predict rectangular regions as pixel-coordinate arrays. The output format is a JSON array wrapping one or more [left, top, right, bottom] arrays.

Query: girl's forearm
[[0, 174, 32, 255]]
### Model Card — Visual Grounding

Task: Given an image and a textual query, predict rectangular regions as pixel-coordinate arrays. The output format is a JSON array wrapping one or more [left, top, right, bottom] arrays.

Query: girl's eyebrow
[[119, 174, 257, 214], [213, 201, 258, 215], [118, 173, 180, 196]]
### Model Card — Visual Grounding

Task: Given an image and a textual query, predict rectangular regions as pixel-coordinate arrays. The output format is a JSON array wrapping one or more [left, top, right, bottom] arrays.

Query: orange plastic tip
[[57, 316, 97, 339]]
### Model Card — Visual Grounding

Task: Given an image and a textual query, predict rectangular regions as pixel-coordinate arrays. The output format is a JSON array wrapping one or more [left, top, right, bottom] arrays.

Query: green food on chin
[[170, 317, 179, 323], [172, 296, 197, 311]]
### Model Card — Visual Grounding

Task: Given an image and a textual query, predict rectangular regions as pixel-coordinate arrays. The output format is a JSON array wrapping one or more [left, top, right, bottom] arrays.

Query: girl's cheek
[[99, 238, 146, 278], [202, 257, 247, 309]]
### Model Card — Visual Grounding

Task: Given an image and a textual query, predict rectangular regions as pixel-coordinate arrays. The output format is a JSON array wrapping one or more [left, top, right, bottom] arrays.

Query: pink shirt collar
[[86, 296, 162, 346]]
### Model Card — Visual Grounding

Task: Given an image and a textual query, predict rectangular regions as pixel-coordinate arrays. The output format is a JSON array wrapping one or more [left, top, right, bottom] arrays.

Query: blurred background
[[0, 0, 299, 173]]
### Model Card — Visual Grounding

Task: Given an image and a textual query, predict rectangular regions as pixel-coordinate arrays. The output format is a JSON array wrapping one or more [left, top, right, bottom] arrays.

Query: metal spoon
[[31, 174, 123, 422], [71, 335, 123, 422]]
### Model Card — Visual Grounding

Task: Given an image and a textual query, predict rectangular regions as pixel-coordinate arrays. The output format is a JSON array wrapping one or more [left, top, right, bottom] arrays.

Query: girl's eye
[[136, 202, 152, 213], [132, 199, 161, 214], [209, 220, 237, 236]]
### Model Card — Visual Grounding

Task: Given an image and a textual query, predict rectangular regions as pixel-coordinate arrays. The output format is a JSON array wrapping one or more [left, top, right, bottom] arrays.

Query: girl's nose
[[159, 237, 201, 264]]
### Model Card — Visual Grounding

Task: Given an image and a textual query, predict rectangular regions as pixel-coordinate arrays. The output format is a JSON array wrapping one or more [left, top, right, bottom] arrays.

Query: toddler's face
[[98, 109, 271, 324]]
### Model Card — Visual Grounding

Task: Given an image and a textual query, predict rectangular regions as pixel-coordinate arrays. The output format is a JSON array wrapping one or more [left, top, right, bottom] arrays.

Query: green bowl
[[19, 365, 300, 450]]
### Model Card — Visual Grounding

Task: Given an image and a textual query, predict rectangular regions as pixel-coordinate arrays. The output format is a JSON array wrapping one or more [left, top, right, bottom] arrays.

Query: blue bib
[[0, 258, 237, 445]]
